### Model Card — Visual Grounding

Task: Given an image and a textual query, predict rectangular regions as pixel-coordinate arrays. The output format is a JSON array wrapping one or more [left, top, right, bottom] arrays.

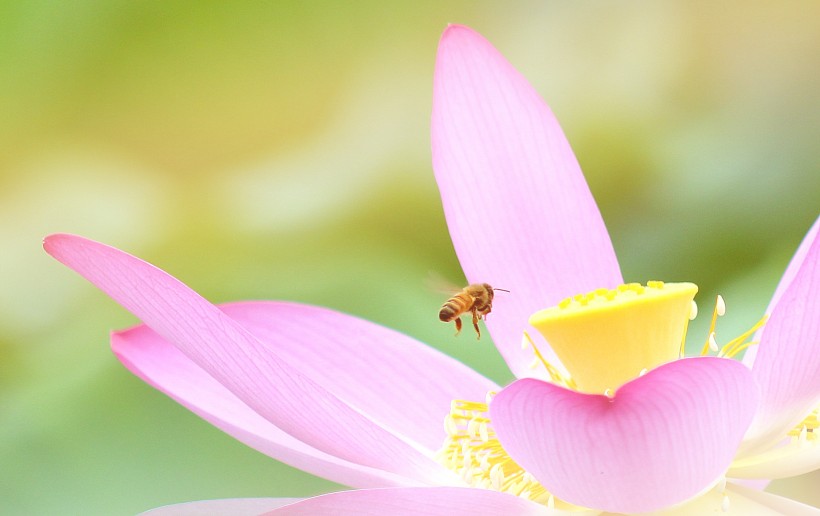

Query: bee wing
[[425, 271, 464, 296]]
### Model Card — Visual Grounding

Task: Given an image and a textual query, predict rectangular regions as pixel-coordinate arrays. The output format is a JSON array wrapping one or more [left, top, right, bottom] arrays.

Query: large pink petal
[[219, 301, 498, 451], [741, 215, 820, 454], [490, 357, 758, 514], [114, 300, 497, 465], [265, 487, 561, 516], [113, 326, 420, 489], [44, 234, 449, 483], [431, 25, 623, 379]]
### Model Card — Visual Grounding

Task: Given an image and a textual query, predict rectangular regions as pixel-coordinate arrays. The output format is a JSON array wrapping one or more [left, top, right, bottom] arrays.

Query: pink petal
[[44, 234, 448, 483], [264, 487, 563, 516], [741, 215, 820, 454], [744, 215, 819, 367], [114, 300, 497, 478], [113, 326, 420, 489], [431, 25, 622, 379], [490, 357, 759, 513], [219, 301, 498, 451], [141, 498, 299, 515]]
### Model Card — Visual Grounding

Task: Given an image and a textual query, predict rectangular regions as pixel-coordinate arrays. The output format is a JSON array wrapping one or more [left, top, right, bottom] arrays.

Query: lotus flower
[[44, 25, 819, 515]]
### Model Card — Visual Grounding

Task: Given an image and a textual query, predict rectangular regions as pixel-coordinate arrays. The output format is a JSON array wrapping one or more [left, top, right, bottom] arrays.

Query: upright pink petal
[[744, 215, 820, 367], [432, 25, 622, 379], [490, 358, 758, 513], [113, 326, 421, 489], [265, 487, 558, 516], [44, 234, 449, 483], [741, 215, 820, 454]]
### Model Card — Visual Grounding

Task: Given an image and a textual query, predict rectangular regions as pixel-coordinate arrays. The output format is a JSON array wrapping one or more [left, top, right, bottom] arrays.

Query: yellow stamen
[[522, 331, 576, 389], [718, 315, 767, 359], [437, 399, 551, 503], [436, 399, 586, 510], [679, 300, 698, 358], [788, 405, 819, 442], [529, 281, 697, 394]]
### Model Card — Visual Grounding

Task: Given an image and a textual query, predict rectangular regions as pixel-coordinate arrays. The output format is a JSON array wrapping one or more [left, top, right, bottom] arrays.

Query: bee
[[439, 283, 508, 339]]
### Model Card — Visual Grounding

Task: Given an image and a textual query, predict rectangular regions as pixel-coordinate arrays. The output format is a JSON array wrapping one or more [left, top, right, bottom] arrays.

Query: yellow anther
[[788, 405, 819, 442]]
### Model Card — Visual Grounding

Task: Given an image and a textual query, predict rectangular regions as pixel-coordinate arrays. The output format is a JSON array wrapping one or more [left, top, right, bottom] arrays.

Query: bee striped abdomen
[[439, 293, 472, 322]]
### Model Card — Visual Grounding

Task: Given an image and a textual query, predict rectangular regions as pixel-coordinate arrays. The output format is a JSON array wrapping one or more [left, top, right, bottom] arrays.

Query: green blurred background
[[2, 1, 818, 513]]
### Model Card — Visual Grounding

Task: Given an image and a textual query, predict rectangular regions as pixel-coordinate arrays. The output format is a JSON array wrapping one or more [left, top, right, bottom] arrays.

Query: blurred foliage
[[1, 1, 818, 513]]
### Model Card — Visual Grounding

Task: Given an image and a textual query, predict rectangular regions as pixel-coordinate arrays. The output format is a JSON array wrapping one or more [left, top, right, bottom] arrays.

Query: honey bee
[[439, 283, 508, 339]]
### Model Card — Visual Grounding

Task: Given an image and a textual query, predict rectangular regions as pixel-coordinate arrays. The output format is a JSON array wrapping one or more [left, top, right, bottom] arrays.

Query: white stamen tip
[[639, 368, 648, 377], [604, 388, 614, 398], [689, 300, 698, 320], [708, 332, 718, 352], [716, 295, 726, 316], [721, 493, 730, 512], [521, 335, 529, 350], [547, 495, 555, 509]]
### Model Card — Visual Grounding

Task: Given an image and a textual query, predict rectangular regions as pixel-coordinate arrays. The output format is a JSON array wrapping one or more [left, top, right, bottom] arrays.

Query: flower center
[[437, 280, 775, 508], [529, 281, 698, 394]]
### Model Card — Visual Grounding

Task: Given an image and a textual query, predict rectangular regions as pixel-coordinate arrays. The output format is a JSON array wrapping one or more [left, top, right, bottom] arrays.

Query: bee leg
[[454, 317, 462, 336], [472, 310, 481, 340]]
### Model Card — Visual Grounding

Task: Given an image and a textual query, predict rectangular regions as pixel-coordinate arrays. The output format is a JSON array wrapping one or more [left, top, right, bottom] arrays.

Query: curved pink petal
[[115, 301, 498, 466], [141, 498, 299, 515], [741, 215, 820, 454], [219, 301, 498, 451], [265, 487, 559, 516], [431, 25, 622, 379], [113, 326, 420, 489], [44, 234, 448, 483], [744, 215, 819, 367], [490, 357, 759, 514]]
